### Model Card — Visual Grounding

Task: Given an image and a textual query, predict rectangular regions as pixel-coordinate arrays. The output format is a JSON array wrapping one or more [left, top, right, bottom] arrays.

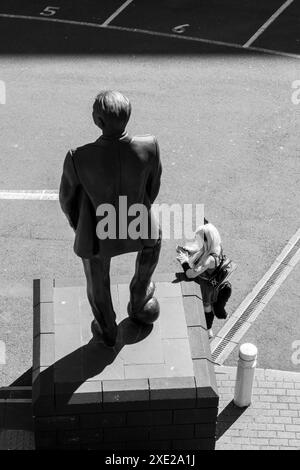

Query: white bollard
[[234, 343, 257, 408]]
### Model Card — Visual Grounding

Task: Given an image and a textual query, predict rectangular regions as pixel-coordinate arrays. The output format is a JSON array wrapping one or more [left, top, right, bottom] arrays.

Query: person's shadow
[[35, 318, 153, 413]]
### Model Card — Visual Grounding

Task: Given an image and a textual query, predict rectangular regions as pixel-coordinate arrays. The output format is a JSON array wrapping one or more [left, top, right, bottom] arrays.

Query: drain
[[212, 239, 300, 363], [212, 339, 232, 361]]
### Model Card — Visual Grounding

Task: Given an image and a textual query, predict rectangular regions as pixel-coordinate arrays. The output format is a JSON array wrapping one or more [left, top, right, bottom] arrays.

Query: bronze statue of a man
[[59, 91, 162, 347]]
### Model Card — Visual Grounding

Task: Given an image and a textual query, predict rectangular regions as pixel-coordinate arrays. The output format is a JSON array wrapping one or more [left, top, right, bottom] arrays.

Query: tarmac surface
[[0, 0, 300, 386], [225, 257, 300, 372]]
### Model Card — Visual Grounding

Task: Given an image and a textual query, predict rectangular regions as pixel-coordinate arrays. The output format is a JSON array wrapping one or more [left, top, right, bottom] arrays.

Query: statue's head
[[92, 90, 132, 135]]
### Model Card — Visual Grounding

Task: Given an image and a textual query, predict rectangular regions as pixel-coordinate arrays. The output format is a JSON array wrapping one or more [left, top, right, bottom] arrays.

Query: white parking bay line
[[243, 0, 295, 48], [102, 0, 135, 27], [0, 341, 6, 365], [0, 80, 6, 105], [0, 190, 58, 200]]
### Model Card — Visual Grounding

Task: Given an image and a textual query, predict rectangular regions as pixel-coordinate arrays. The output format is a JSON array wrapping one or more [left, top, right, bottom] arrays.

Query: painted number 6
[[40, 6, 60, 17], [172, 24, 190, 34]]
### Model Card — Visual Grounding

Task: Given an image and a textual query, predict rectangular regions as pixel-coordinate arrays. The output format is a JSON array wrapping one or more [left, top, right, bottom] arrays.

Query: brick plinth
[[32, 274, 219, 450]]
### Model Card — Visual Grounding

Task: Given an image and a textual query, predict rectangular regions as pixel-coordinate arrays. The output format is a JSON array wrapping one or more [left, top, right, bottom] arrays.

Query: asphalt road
[[0, 0, 300, 385], [226, 261, 300, 372]]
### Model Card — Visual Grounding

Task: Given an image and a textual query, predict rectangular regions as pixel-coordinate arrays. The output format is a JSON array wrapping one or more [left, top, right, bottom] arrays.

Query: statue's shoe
[[91, 319, 118, 348], [128, 296, 160, 326], [129, 281, 156, 314]]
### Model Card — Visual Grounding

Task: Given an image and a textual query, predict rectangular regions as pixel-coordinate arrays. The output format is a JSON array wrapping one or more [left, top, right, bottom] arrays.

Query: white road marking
[[211, 227, 300, 364], [0, 341, 6, 365], [243, 0, 295, 48], [108, 24, 300, 60], [0, 80, 6, 104], [0, 190, 58, 200], [172, 24, 190, 34], [0, 13, 107, 28], [0, 13, 299, 61], [40, 6, 61, 17], [102, 0, 135, 27]]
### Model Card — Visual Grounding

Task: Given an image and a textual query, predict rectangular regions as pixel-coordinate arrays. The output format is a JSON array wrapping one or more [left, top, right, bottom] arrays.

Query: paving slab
[[215, 365, 300, 450], [47, 276, 195, 383]]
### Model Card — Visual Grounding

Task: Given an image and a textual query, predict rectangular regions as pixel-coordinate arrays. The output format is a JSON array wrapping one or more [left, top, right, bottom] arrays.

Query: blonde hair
[[189, 223, 222, 268]]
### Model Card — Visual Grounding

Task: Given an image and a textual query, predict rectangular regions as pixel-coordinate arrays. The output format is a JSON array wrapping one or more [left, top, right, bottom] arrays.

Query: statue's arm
[[59, 150, 81, 230], [147, 137, 162, 204]]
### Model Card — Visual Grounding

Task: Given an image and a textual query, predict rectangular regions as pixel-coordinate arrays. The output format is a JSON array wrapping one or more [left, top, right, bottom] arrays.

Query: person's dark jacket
[[59, 132, 162, 259]]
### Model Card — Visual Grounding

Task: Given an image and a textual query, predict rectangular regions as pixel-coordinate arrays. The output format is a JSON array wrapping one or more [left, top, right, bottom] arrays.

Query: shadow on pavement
[[35, 318, 152, 414], [0, 318, 152, 449], [216, 400, 247, 440]]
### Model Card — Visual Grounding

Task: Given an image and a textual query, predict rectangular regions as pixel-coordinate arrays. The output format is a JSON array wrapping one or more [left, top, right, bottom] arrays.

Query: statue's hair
[[93, 90, 131, 131]]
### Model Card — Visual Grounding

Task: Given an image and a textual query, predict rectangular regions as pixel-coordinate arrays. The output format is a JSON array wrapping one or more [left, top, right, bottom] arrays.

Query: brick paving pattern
[[216, 366, 300, 450]]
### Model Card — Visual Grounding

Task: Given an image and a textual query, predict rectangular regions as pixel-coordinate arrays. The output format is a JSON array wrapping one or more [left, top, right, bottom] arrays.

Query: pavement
[[216, 366, 300, 450]]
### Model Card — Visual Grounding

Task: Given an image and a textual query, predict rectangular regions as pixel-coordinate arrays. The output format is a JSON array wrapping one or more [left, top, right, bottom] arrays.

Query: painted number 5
[[172, 24, 190, 34], [40, 6, 60, 17]]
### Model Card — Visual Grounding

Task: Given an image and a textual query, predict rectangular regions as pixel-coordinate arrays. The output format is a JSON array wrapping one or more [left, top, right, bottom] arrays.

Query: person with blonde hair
[[177, 223, 229, 339]]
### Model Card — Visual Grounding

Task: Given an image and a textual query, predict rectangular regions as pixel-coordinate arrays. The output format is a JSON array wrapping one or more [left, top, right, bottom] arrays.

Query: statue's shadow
[[81, 317, 153, 379], [38, 318, 153, 410]]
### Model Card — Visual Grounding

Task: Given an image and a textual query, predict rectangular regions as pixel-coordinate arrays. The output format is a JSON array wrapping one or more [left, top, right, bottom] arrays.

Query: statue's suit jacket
[[59, 132, 162, 259]]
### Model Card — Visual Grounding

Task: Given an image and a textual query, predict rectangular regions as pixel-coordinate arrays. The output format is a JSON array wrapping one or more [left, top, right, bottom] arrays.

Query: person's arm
[[59, 150, 80, 230], [177, 253, 215, 279], [186, 257, 214, 279], [147, 138, 162, 204]]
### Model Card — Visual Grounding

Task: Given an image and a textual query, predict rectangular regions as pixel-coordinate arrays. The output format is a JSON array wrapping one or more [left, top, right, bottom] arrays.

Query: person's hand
[[176, 245, 190, 254], [176, 252, 189, 264]]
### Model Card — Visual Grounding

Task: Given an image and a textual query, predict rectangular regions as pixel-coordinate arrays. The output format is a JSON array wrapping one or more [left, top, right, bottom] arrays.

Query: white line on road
[[0, 13, 105, 28], [0, 13, 299, 61], [0, 80, 6, 104], [102, 0, 135, 27], [107, 24, 300, 60], [0, 190, 58, 200], [0, 341, 6, 365], [243, 0, 295, 48]]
